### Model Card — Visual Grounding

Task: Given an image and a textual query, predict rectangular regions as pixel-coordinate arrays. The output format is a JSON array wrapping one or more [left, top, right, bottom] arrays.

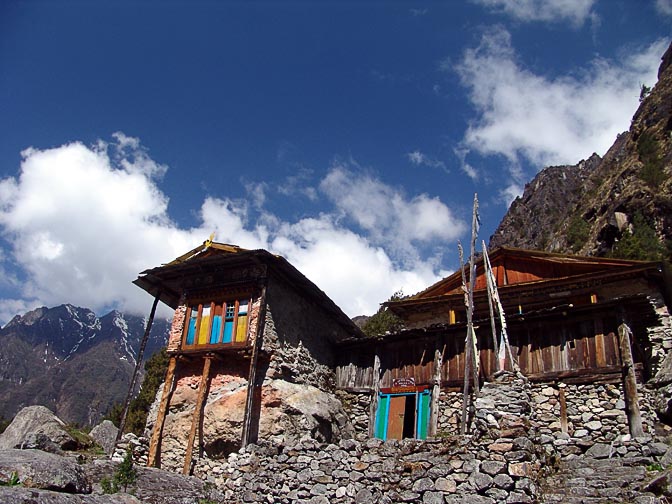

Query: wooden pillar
[[116, 293, 161, 445], [183, 356, 212, 475], [558, 383, 568, 435], [429, 345, 444, 437], [241, 285, 267, 447], [147, 355, 177, 467], [368, 351, 381, 438], [618, 323, 644, 437]]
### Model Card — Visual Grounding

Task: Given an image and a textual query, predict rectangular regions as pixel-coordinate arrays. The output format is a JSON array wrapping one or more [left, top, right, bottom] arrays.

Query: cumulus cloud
[[319, 161, 465, 263], [454, 27, 667, 189], [656, 0, 672, 16], [0, 136, 462, 323], [406, 151, 448, 172], [472, 0, 597, 27]]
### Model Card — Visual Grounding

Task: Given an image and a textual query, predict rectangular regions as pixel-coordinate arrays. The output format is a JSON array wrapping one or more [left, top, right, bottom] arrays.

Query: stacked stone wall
[[334, 390, 370, 441]]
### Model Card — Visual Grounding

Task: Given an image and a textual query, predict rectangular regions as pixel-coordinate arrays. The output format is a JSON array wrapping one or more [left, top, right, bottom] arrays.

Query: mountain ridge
[[0, 304, 169, 426], [490, 42, 672, 259]]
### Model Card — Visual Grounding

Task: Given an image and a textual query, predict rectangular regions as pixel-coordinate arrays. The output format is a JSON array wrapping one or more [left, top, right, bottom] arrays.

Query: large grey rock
[[0, 406, 77, 451], [89, 420, 119, 455], [82, 459, 226, 504], [0, 448, 91, 493], [0, 487, 140, 503]]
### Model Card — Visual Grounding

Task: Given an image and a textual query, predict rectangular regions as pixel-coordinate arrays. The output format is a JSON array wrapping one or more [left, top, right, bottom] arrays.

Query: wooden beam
[[368, 351, 381, 438], [618, 323, 644, 437], [241, 284, 267, 447], [183, 356, 212, 475], [147, 355, 177, 467], [558, 383, 568, 435], [117, 293, 161, 446], [429, 345, 443, 437]]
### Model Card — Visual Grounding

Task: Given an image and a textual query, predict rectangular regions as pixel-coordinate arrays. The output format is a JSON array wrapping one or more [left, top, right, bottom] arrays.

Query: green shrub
[[637, 131, 665, 188], [566, 215, 590, 253], [102, 449, 138, 494], [610, 212, 666, 261], [104, 347, 169, 435], [362, 291, 404, 338]]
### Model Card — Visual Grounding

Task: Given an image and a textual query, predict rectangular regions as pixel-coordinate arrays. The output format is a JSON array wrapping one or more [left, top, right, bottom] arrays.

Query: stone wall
[[262, 276, 351, 391], [334, 390, 371, 441], [194, 373, 542, 503]]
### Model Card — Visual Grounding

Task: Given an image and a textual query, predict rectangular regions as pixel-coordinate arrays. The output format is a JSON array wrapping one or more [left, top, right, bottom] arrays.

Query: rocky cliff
[[0, 304, 169, 426], [491, 42, 672, 259]]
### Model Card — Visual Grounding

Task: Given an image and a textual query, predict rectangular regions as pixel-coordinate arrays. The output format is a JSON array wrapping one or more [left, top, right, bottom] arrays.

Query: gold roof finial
[[205, 232, 215, 248]]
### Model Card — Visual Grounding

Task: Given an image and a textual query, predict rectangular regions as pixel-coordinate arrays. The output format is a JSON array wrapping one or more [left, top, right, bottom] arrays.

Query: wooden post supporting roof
[[429, 345, 443, 437], [618, 323, 644, 437], [241, 284, 267, 447], [116, 293, 161, 446], [368, 351, 381, 438], [183, 356, 213, 475], [147, 355, 177, 467]]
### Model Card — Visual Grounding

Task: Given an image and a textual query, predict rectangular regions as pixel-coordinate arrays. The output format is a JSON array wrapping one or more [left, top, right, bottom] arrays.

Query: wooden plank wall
[[336, 313, 626, 390]]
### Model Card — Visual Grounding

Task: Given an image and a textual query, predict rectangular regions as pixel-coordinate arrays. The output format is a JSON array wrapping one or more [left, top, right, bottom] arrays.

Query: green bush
[[362, 291, 404, 338], [102, 449, 137, 494], [104, 347, 169, 435], [637, 131, 665, 188], [610, 212, 666, 261], [566, 215, 590, 253]]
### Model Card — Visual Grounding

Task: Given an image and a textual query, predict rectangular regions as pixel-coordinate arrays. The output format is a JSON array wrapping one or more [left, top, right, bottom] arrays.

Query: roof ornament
[[204, 232, 215, 249]]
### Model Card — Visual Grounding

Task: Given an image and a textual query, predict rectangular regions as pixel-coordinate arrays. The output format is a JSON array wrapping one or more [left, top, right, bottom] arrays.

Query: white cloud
[[656, 0, 672, 16], [319, 162, 465, 263], [406, 151, 447, 172], [454, 27, 667, 175], [0, 136, 463, 323], [472, 0, 597, 27]]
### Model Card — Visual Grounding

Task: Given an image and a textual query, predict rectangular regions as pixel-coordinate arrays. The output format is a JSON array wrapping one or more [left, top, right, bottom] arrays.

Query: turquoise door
[[374, 389, 430, 440]]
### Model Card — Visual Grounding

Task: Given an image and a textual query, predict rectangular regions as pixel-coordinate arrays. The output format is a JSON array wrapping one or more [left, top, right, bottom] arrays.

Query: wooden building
[[133, 240, 362, 472], [335, 247, 671, 441]]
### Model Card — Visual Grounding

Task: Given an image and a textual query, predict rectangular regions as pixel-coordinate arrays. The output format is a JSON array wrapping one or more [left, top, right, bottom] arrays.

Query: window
[[183, 298, 251, 347]]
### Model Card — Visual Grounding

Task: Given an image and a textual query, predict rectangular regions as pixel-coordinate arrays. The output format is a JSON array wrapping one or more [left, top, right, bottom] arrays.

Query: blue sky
[[0, 0, 670, 323]]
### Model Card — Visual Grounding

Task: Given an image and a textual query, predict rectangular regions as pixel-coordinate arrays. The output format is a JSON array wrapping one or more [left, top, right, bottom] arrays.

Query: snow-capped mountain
[[0, 304, 170, 426]]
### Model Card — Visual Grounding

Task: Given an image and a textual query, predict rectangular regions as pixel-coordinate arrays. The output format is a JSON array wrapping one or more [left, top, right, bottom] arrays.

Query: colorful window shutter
[[210, 304, 223, 344], [198, 305, 211, 345], [185, 307, 198, 345], [235, 300, 249, 342], [223, 302, 234, 343], [416, 390, 430, 440]]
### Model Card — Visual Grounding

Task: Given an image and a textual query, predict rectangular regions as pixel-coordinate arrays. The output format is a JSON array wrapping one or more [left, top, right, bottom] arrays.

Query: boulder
[[0, 487, 141, 503], [154, 377, 354, 468], [89, 420, 119, 455], [0, 406, 77, 451], [0, 448, 91, 493]]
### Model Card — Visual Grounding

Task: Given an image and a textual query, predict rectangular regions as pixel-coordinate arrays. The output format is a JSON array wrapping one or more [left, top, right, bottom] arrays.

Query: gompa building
[[133, 239, 362, 473], [134, 241, 671, 474]]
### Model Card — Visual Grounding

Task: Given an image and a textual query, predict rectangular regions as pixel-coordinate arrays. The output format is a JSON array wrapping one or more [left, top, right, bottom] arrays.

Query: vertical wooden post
[[241, 284, 267, 447], [117, 293, 161, 445], [429, 345, 443, 436], [183, 356, 212, 475], [147, 355, 177, 467], [618, 323, 644, 437], [368, 351, 381, 437], [558, 383, 568, 435]]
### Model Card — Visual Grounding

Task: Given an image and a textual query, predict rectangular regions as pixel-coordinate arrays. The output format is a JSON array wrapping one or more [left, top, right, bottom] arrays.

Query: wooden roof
[[384, 247, 664, 318], [134, 239, 363, 338], [413, 247, 659, 299]]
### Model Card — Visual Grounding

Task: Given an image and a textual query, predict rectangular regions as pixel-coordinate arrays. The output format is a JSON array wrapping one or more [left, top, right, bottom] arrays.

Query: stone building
[[336, 247, 672, 441], [133, 239, 362, 473]]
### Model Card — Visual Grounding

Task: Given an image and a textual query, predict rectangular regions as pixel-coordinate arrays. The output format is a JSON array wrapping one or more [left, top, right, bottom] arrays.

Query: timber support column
[[183, 355, 213, 475], [242, 284, 268, 447], [618, 323, 644, 437], [429, 345, 444, 437], [117, 293, 161, 446], [368, 350, 381, 438], [147, 355, 177, 467]]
